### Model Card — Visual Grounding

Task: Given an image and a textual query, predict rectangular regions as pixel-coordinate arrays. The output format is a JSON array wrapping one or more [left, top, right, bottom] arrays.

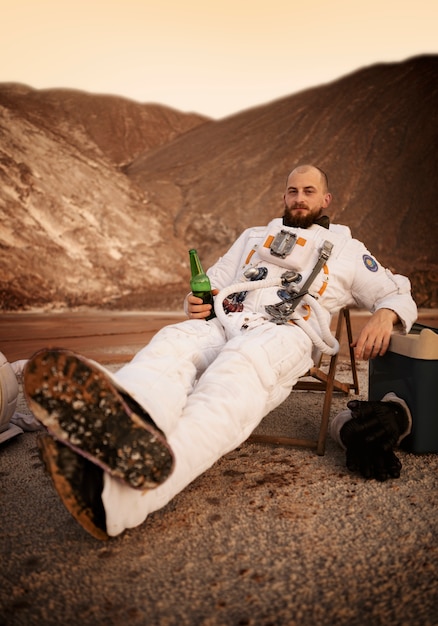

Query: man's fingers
[[353, 335, 386, 360]]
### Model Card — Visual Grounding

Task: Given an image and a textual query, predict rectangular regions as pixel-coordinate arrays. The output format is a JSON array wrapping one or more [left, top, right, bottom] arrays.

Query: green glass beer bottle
[[189, 248, 216, 320]]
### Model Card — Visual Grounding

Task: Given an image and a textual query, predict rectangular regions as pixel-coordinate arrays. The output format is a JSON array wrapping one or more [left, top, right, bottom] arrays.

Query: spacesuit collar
[[314, 215, 330, 229]]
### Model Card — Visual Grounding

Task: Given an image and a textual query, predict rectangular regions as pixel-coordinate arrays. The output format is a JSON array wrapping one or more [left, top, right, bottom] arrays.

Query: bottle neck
[[189, 249, 205, 277]]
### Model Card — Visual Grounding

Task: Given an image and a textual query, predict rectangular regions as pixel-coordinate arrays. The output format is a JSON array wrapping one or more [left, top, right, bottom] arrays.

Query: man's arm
[[352, 308, 399, 360]]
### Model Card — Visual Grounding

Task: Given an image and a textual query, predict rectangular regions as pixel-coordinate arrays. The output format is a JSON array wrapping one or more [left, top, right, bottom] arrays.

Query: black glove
[[345, 400, 409, 451], [345, 441, 402, 481], [340, 400, 408, 481]]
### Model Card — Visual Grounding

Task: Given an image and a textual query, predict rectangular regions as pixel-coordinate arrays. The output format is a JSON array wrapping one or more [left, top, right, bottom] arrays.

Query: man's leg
[[114, 318, 227, 435], [24, 319, 227, 538], [102, 322, 314, 536]]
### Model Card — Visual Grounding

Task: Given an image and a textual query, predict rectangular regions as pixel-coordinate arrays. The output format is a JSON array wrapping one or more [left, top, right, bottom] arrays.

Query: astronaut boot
[[24, 348, 175, 490], [38, 433, 108, 540]]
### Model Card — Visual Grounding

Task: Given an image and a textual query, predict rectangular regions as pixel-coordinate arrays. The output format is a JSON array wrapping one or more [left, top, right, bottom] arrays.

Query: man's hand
[[352, 308, 399, 360], [186, 289, 219, 320]]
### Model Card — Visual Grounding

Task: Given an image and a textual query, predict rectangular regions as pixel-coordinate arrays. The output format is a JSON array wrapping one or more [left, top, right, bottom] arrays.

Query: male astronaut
[[24, 164, 417, 540]]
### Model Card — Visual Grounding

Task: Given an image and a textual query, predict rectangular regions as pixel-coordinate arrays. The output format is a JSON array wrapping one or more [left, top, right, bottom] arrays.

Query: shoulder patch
[[363, 254, 379, 272]]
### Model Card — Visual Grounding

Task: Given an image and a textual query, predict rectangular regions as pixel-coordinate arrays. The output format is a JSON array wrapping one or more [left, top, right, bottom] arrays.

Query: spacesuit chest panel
[[255, 224, 324, 273]]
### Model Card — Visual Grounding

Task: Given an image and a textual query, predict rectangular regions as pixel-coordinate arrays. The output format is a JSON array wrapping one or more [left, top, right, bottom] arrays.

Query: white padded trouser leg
[[114, 318, 226, 435], [103, 320, 313, 536]]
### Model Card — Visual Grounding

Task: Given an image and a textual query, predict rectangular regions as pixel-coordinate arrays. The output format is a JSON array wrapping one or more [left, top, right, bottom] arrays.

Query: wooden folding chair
[[249, 307, 359, 455]]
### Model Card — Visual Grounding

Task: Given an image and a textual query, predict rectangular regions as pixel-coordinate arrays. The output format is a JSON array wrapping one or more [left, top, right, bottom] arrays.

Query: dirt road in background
[[1, 309, 437, 365]]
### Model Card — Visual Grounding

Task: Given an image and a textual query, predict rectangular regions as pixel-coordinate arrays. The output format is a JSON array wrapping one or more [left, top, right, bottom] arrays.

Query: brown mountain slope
[[0, 86, 208, 309], [0, 56, 436, 310], [127, 55, 438, 307], [0, 84, 209, 166]]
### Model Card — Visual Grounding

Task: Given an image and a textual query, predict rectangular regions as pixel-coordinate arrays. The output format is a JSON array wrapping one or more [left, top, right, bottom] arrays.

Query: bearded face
[[282, 166, 331, 228], [282, 202, 323, 228]]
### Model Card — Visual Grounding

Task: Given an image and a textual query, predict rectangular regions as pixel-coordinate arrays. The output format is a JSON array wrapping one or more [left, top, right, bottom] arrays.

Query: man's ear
[[323, 192, 332, 208]]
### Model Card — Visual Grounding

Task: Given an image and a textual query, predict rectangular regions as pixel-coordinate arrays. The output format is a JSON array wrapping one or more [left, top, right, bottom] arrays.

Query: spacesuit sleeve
[[351, 241, 417, 332], [206, 229, 253, 290]]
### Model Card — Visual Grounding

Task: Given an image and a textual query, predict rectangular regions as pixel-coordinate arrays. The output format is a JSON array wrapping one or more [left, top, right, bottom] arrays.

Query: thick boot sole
[[24, 349, 174, 490], [38, 434, 109, 541]]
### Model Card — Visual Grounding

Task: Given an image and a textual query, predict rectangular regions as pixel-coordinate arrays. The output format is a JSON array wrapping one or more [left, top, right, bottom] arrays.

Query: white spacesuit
[[100, 218, 417, 536]]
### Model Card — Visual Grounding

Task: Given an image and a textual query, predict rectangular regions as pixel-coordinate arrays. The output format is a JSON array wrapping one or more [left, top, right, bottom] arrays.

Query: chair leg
[[316, 309, 345, 454], [343, 308, 360, 394]]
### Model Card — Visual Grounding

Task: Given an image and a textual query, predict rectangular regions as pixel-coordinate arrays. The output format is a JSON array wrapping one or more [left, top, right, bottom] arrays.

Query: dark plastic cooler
[[369, 328, 438, 453]]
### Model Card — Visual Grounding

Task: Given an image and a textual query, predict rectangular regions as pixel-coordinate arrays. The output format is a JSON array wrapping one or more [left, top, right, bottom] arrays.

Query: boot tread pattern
[[24, 350, 174, 490]]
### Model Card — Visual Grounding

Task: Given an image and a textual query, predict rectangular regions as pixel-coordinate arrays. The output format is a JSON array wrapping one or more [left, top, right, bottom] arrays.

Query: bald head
[[287, 165, 329, 194]]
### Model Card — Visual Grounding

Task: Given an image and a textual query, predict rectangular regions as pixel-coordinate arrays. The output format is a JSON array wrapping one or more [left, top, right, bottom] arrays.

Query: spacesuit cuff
[[374, 304, 412, 333], [183, 293, 191, 317], [380, 392, 413, 444], [330, 408, 353, 449]]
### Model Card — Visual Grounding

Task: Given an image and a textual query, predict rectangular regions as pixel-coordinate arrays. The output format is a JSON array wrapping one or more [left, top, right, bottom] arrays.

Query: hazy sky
[[2, 0, 437, 119]]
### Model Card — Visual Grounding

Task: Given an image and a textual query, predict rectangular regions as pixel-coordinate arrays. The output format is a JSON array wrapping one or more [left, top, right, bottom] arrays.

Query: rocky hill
[[1, 55, 437, 311], [0, 86, 209, 309]]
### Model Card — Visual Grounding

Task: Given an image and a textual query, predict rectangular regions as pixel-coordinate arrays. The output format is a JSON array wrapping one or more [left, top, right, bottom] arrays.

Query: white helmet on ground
[[0, 351, 22, 444]]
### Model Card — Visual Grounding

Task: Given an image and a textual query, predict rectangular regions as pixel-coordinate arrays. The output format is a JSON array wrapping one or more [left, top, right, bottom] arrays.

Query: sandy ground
[[1, 310, 437, 626]]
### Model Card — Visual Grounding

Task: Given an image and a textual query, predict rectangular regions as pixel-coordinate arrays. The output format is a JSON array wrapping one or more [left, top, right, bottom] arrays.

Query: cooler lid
[[389, 328, 438, 360]]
